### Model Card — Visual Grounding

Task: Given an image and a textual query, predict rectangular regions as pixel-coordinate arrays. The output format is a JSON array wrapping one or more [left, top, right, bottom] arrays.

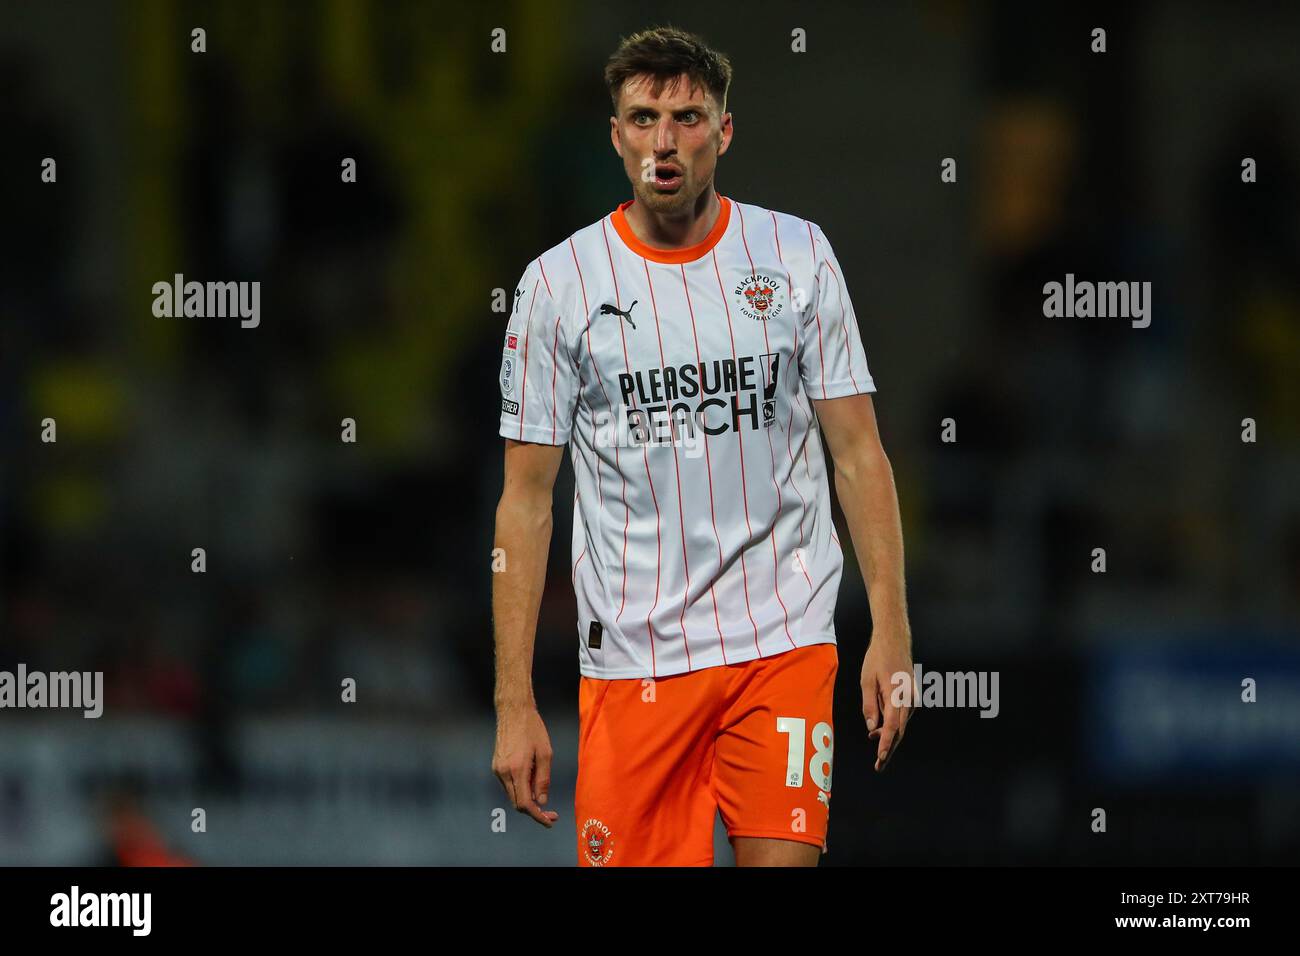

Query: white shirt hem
[[577, 633, 838, 680]]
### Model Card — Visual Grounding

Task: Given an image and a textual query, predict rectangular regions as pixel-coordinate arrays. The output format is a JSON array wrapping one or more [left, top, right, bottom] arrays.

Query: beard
[[633, 171, 698, 215]]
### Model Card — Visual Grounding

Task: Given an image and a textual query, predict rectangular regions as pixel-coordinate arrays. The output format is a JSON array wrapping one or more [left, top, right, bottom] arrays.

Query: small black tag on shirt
[[587, 621, 603, 649]]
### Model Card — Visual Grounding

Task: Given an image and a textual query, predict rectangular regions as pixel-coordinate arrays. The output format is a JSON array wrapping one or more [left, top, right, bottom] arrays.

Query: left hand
[[861, 631, 915, 771]]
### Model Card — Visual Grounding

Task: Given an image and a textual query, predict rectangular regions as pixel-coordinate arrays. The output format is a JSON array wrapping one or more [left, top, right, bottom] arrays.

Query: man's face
[[610, 72, 732, 216]]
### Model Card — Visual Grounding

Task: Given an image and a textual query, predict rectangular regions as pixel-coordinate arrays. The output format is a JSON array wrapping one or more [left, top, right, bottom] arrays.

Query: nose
[[654, 117, 676, 154]]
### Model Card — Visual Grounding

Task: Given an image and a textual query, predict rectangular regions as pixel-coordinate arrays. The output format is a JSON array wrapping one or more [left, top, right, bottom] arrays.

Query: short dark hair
[[604, 26, 732, 116]]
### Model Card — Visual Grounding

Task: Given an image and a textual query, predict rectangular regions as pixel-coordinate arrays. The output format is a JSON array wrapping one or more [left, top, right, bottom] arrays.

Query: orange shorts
[[575, 642, 838, 866]]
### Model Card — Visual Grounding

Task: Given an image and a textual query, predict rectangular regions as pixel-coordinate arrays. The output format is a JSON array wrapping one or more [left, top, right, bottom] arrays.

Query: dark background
[[1, 0, 1298, 865]]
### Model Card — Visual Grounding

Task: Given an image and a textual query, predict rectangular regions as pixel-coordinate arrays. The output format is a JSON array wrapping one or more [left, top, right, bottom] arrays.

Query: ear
[[610, 115, 622, 157], [717, 112, 733, 157]]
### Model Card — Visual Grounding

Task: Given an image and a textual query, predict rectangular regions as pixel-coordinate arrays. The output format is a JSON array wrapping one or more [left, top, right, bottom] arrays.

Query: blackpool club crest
[[734, 273, 785, 322], [581, 818, 615, 866]]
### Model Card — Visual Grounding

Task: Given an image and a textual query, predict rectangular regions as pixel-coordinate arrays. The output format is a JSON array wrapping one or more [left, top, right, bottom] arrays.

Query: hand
[[861, 632, 914, 772], [492, 703, 560, 827]]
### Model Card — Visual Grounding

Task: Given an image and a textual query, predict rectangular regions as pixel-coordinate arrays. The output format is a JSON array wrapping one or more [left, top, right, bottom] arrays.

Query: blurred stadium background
[[1, 0, 1298, 865]]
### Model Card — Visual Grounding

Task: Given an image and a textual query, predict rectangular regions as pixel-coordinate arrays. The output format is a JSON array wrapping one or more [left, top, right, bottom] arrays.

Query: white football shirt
[[498, 194, 876, 679]]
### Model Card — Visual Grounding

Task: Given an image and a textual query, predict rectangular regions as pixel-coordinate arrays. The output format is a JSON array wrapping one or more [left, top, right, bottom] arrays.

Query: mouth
[[652, 163, 684, 190]]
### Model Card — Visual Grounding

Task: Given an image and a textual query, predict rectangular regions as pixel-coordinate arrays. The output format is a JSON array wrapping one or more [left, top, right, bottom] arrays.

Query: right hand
[[492, 704, 560, 827]]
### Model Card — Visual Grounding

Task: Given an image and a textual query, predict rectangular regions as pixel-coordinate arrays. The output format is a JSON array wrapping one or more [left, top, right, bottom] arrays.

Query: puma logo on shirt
[[599, 300, 638, 330]]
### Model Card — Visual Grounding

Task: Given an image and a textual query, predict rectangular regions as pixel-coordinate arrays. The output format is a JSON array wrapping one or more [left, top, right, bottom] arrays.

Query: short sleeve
[[798, 223, 876, 400], [498, 258, 579, 444]]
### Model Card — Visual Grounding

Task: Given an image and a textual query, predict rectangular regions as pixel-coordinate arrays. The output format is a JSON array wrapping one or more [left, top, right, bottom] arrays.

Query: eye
[[633, 111, 654, 125], [678, 111, 698, 123]]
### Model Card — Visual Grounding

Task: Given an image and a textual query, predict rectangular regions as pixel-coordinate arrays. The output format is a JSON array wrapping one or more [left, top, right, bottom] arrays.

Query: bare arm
[[811, 392, 915, 771], [491, 437, 566, 826]]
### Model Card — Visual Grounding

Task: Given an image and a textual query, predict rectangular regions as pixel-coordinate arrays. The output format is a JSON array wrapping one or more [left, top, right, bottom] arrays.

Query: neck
[[624, 187, 721, 249]]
